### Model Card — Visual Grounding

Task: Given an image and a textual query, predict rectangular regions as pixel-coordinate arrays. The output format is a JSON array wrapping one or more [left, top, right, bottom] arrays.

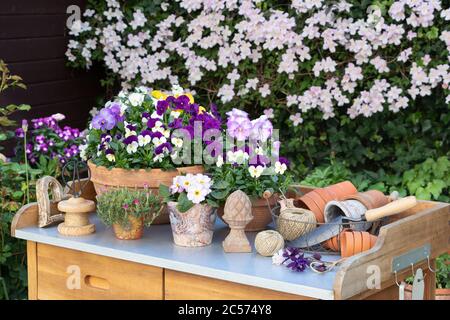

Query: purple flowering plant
[[207, 108, 291, 203], [15, 113, 85, 173], [272, 247, 326, 273], [81, 85, 222, 169]]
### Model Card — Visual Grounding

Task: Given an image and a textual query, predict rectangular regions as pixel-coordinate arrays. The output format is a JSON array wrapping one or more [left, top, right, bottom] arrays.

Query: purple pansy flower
[[92, 108, 117, 130], [154, 142, 172, 155], [123, 135, 138, 145], [156, 100, 169, 115]]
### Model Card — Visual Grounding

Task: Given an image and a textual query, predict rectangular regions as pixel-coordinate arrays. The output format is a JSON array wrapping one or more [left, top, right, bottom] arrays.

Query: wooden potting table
[[11, 184, 449, 300]]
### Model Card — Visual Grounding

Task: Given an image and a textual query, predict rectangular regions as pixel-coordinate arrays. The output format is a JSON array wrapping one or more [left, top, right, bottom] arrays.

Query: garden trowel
[[290, 196, 417, 248]]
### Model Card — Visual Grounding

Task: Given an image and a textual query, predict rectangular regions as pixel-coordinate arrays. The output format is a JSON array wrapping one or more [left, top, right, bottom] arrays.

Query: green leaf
[[158, 184, 171, 199], [211, 190, 229, 200], [177, 192, 194, 213]]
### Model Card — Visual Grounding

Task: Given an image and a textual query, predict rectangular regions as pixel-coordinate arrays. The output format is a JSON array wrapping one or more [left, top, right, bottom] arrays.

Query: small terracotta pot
[[342, 190, 389, 209], [88, 161, 204, 225], [323, 229, 348, 251], [112, 215, 144, 240], [168, 202, 216, 247], [218, 195, 277, 231], [340, 231, 377, 258], [325, 181, 357, 199], [436, 288, 450, 300], [296, 193, 324, 222], [296, 181, 357, 223]]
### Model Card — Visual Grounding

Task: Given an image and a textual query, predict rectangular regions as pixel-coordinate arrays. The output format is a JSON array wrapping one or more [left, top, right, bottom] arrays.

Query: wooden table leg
[[27, 241, 38, 300]]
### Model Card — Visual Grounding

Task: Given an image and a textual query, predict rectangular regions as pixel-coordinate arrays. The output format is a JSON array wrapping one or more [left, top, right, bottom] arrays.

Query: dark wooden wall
[[0, 0, 103, 149]]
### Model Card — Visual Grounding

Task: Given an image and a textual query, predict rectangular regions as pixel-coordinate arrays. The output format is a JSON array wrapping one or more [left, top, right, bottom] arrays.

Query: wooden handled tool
[[364, 196, 417, 222]]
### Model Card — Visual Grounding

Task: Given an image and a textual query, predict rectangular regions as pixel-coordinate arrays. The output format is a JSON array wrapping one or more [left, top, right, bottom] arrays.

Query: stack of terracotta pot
[[295, 181, 389, 258], [295, 181, 358, 223]]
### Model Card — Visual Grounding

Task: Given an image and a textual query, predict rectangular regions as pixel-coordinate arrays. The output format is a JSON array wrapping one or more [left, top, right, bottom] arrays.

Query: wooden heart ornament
[[36, 176, 67, 227]]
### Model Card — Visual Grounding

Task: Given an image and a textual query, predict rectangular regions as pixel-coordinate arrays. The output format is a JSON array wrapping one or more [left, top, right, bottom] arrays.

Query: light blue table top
[[15, 216, 338, 299]]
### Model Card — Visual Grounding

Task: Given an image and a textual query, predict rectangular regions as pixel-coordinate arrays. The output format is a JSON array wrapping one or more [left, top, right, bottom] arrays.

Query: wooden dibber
[[57, 197, 96, 236], [222, 190, 253, 253]]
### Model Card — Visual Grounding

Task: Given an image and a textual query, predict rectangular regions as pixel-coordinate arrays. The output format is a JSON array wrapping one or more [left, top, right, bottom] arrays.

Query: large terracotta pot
[[218, 195, 278, 232], [167, 202, 216, 247], [88, 161, 204, 224], [405, 285, 450, 300], [112, 215, 144, 240]]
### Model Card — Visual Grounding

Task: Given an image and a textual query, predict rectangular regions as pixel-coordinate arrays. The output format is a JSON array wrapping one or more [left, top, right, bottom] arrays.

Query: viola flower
[[138, 130, 152, 146], [105, 149, 116, 162], [274, 161, 287, 174], [250, 115, 273, 141], [92, 108, 117, 130], [15, 128, 25, 138], [248, 165, 264, 178], [156, 100, 169, 115], [123, 135, 139, 154], [154, 142, 172, 155], [227, 116, 252, 141]]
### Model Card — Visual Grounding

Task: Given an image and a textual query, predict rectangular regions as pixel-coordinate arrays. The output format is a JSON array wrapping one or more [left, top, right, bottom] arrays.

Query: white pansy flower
[[274, 161, 287, 175], [153, 153, 164, 162], [226, 150, 237, 163], [106, 153, 116, 162], [170, 110, 181, 118], [128, 92, 145, 107], [171, 137, 184, 148], [126, 141, 138, 154], [151, 111, 163, 119], [79, 144, 88, 161], [234, 150, 249, 164], [216, 155, 224, 168], [152, 136, 167, 146], [138, 134, 151, 147], [248, 165, 264, 178]]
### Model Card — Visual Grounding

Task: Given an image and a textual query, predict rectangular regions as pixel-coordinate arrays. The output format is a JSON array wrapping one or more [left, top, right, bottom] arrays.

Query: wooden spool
[[57, 197, 96, 236]]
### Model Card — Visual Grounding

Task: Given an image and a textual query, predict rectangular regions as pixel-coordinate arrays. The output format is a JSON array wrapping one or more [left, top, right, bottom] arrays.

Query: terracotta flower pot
[[167, 202, 216, 247], [88, 161, 204, 224], [340, 230, 377, 258], [324, 181, 357, 199], [404, 285, 450, 300], [112, 215, 144, 240], [296, 181, 358, 223], [342, 190, 389, 209], [436, 288, 450, 300], [218, 195, 278, 231]]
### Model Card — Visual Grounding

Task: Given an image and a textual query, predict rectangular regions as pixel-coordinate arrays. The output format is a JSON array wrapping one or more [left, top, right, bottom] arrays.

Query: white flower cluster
[[67, 0, 450, 123], [170, 173, 212, 204]]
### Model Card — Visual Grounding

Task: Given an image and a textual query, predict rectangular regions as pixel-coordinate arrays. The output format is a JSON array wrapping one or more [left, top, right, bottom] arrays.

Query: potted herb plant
[[81, 85, 222, 224], [159, 173, 218, 247], [96, 187, 163, 240], [207, 109, 291, 231]]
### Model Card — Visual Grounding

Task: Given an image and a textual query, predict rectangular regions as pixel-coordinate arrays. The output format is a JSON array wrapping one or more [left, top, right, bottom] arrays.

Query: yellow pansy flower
[[151, 90, 168, 100], [198, 106, 206, 114]]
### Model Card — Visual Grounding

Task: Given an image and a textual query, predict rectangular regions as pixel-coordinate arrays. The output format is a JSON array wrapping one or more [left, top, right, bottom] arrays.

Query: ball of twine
[[255, 230, 285, 257], [277, 208, 316, 241]]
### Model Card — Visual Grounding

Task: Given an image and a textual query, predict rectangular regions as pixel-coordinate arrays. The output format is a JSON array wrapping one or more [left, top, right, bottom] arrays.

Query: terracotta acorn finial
[[222, 190, 253, 253]]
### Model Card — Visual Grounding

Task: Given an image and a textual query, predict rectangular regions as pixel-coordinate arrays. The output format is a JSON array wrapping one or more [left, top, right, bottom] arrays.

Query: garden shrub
[[66, 0, 450, 177]]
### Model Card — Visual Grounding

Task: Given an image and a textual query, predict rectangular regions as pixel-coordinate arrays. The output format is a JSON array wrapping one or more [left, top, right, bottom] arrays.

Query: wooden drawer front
[[165, 270, 311, 300], [37, 244, 163, 300]]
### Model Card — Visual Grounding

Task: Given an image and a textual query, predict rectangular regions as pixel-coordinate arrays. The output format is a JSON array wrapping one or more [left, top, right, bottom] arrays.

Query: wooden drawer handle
[[84, 275, 110, 290]]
